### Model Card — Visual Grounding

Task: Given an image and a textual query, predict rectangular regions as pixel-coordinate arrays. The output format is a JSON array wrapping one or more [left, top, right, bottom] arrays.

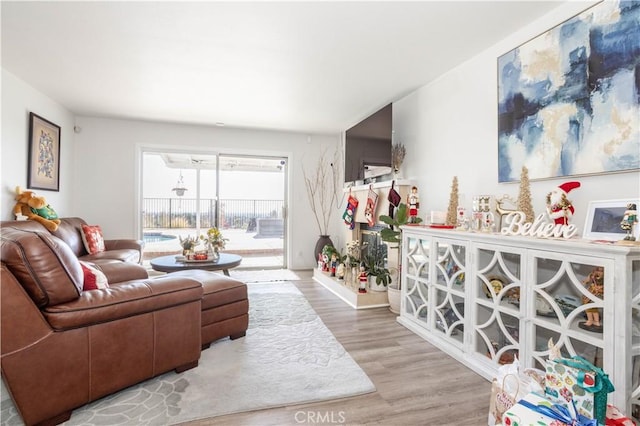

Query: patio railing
[[142, 198, 284, 230]]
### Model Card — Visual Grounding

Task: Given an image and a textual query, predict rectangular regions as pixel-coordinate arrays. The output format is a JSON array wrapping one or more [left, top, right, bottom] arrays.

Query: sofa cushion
[[89, 261, 148, 283], [81, 224, 106, 255], [1, 227, 83, 307], [43, 275, 203, 331], [80, 261, 109, 290], [51, 217, 89, 257]]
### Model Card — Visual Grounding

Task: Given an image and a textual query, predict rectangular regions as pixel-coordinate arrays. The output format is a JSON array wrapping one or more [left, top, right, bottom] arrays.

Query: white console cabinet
[[398, 226, 640, 419]]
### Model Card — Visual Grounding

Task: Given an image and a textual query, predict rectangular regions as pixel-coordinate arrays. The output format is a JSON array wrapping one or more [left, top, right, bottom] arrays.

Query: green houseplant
[[379, 202, 422, 312], [363, 242, 391, 291], [379, 202, 422, 247]]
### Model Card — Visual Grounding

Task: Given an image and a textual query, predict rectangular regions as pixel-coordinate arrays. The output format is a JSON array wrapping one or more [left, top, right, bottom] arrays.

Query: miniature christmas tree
[[517, 166, 535, 223], [446, 176, 459, 226]]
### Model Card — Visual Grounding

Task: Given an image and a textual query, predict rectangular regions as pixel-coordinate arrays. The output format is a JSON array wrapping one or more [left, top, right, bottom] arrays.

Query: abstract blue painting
[[498, 0, 640, 182]]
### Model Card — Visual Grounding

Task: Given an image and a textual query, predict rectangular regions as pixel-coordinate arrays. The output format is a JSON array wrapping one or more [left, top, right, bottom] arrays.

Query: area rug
[[228, 268, 301, 282], [0, 283, 374, 426]]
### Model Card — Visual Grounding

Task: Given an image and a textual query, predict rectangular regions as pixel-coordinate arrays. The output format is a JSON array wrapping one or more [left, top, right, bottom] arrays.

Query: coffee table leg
[[223, 269, 230, 276]]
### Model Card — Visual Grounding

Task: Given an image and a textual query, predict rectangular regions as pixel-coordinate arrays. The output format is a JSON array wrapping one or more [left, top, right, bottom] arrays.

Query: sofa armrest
[[43, 276, 203, 331]]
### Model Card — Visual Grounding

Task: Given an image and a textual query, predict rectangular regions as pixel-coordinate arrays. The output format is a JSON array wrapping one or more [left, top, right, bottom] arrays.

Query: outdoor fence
[[142, 198, 284, 230]]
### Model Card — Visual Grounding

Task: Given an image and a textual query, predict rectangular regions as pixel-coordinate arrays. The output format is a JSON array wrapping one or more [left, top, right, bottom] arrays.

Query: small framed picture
[[583, 199, 639, 241], [27, 112, 61, 191]]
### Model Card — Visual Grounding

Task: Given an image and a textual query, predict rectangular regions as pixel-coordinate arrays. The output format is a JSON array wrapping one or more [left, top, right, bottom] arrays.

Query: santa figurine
[[545, 181, 581, 226]]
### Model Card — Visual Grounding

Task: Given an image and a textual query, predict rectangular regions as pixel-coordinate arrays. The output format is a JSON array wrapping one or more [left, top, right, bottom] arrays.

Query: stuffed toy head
[[13, 186, 61, 232]]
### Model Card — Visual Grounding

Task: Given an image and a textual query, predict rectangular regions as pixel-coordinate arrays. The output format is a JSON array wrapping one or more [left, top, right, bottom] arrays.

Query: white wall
[[73, 116, 341, 270], [1, 69, 76, 219], [5, 0, 637, 267], [393, 1, 640, 231]]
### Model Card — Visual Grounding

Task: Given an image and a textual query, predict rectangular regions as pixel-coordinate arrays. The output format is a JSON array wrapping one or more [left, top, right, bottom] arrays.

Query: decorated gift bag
[[545, 355, 614, 425], [489, 374, 521, 425], [488, 357, 545, 425]]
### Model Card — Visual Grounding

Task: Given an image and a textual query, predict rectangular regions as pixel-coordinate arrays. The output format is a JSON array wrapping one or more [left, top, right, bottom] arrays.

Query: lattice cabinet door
[[398, 227, 640, 420], [470, 242, 526, 370], [403, 234, 431, 325], [525, 250, 614, 377], [431, 238, 468, 349]]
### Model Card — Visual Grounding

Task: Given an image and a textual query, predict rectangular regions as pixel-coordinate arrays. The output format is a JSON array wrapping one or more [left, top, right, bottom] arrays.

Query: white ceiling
[[1, 1, 564, 134]]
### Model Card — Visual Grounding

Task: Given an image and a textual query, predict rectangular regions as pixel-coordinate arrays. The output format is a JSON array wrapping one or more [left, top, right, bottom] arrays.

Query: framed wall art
[[28, 112, 61, 191], [497, 1, 640, 183], [583, 199, 639, 241]]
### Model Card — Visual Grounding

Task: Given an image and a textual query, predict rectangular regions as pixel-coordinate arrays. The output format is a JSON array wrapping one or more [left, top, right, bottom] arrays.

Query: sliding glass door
[[218, 154, 287, 268], [140, 150, 287, 269]]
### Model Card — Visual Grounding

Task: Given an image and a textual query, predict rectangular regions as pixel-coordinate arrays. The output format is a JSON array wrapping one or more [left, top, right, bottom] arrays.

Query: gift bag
[[489, 374, 521, 425], [545, 355, 614, 425], [489, 357, 545, 425]]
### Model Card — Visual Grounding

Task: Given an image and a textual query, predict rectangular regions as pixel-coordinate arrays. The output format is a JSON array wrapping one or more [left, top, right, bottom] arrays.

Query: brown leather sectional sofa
[[1, 218, 249, 425]]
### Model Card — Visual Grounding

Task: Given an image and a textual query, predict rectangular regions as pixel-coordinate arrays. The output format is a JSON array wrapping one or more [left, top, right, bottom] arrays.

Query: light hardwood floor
[[186, 274, 491, 426]]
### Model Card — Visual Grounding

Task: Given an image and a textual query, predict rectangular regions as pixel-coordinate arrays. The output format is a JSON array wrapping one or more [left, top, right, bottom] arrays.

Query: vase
[[388, 284, 401, 314], [350, 266, 359, 289], [368, 276, 387, 292], [207, 244, 220, 261], [314, 235, 334, 263]]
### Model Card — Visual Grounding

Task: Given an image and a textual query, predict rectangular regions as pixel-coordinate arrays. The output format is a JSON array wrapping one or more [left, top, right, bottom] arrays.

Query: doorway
[[140, 150, 287, 269]]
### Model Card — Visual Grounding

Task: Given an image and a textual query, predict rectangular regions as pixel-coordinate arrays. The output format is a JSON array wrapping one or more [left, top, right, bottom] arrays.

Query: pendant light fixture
[[172, 170, 188, 197]]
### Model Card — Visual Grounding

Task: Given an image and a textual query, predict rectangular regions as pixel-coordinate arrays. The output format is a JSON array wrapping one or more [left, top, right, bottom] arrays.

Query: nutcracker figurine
[[358, 263, 368, 293], [408, 186, 420, 223], [621, 203, 638, 241]]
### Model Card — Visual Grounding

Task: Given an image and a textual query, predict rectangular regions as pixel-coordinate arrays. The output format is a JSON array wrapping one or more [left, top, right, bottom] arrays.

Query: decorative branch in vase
[[303, 145, 342, 261]]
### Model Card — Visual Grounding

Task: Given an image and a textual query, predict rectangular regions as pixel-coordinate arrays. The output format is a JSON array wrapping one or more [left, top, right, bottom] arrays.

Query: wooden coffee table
[[150, 253, 242, 276]]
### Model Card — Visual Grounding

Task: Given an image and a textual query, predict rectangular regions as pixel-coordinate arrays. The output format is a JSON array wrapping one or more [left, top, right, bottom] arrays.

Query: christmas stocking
[[387, 180, 401, 219], [343, 193, 359, 229], [365, 187, 379, 226]]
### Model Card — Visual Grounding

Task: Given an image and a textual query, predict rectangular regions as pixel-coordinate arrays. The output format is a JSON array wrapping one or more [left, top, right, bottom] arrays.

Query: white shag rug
[[228, 268, 301, 283], [1, 283, 374, 425]]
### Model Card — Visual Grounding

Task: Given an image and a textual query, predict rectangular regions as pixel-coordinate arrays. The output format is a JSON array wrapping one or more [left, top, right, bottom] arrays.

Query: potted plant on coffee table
[[379, 203, 422, 313]]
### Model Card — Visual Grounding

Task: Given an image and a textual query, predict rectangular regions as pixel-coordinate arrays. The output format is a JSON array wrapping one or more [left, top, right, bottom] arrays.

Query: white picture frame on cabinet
[[583, 199, 639, 241]]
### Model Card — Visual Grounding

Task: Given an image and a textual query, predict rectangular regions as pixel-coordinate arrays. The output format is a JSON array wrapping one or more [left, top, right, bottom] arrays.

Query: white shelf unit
[[398, 226, 640, 419], [312, 268, 390, 309], [314, 179, 414, 310]]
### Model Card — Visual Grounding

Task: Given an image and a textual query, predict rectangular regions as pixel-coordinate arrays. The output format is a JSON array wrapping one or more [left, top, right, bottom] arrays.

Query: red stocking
[[365, 187, 379, 226]]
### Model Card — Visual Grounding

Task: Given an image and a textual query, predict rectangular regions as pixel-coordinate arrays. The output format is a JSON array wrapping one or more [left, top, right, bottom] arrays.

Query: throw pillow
[[79, 261, 109, 290], [81, 224, 106, 254]]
